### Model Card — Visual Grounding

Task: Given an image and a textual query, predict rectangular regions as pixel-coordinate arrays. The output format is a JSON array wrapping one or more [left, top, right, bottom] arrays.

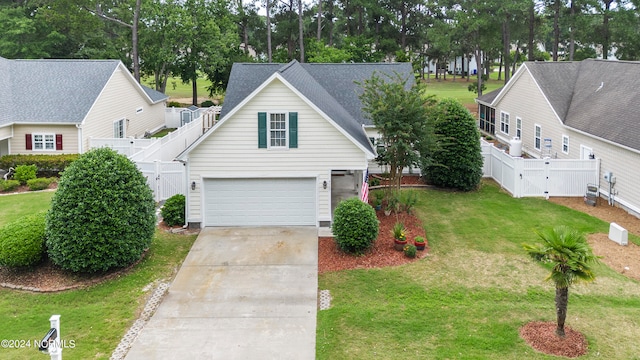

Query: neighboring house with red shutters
[[0, 56, 168, 157]]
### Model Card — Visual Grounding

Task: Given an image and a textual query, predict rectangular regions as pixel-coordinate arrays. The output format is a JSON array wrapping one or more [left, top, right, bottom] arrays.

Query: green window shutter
[[258, 112, 267, 148], [289, 112, 298, 148]]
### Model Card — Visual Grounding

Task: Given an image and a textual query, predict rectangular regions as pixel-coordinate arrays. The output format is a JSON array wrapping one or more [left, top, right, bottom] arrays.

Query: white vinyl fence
[[136, 161, 185, 202], [481, 140, 600, 198]]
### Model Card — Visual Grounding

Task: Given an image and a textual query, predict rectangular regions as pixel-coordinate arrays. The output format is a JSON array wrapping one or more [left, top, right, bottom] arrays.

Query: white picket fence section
[[136, 161, 186, 202], [481, 140, 600, 198]]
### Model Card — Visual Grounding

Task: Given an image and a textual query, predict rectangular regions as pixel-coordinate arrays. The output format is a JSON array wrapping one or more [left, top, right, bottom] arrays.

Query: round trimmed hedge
[[331, 197, 379, 254], [45, 148, 156, 273], [0, 211, 47, 267], [161, 194, 185, 227]]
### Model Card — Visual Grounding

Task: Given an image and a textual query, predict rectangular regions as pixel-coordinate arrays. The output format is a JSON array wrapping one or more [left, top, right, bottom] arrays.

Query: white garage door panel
[[204, 178, 316, 226]]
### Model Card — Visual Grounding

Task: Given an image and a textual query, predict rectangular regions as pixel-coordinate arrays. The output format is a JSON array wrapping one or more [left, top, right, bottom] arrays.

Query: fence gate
[[136, 161, 185, 202]]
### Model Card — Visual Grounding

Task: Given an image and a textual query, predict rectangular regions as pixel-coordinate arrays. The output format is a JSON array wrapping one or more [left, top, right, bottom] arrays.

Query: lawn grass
[[0, 193, 196, 359], [421, 75, 504, 106], [141, 76, 212, 100], [0, 191, 54, 227], [317, 181, 640, 359]]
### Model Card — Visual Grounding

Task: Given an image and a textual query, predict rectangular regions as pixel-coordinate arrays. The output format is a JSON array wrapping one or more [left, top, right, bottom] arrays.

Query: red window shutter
[[56, 134, 63, 150], [26, 134, 32, 150]]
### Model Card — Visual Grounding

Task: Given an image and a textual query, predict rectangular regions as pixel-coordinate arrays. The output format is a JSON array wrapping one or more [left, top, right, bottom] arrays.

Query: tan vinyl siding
[[0, 125, 11, 140], [81, 66, 165, 151], [187, 78, 368, 223], [498, 68, 640, 215], [495, 70, 562, 157], [11, 124, 78, 154]]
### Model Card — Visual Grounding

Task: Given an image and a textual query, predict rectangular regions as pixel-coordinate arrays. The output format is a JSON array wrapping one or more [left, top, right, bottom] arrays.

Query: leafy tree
[[523, 226, 600, 337], [46, 148, 155, 273], [424, 98, 482, 191], [358, 71, 434, 189]]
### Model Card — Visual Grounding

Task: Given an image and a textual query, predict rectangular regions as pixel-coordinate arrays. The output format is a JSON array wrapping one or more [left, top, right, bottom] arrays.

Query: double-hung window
[[562, 135, 569, 154], [516, 117, 522, 139], [500, 111, 510, 135], [34, 134, 55, 150], [258, 112, 298, 149], [114, 118, 125, 138], [534, 124, 542, 150], [269, 113, 287, 148]]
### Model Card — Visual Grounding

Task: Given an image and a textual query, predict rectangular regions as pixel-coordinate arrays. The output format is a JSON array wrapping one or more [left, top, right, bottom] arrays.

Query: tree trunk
[[569, 0, 575, 60], [192, 74, 198, 106], [528, 2, 535, 61], [299, 0, 304, 62], [266, 0, 272, 62], [317, 0, 322, 40], [475, 42, 483, 97], [552, 0, 560, 61], [603, 0, 612, 59], [328, 0, 334, 45], [132, 0, 141, 82], [502, 16, 510, 84], [555, 287, 569, 337]]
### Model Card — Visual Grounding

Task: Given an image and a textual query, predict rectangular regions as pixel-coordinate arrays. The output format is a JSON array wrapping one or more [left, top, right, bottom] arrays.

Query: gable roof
[[0, 57, 168, 127], [481, 59, 640, 152], [184, 61, 414, 159]]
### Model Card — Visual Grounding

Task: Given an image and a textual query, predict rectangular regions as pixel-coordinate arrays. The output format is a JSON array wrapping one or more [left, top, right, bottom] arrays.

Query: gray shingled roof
[[0, 57, 168, 126], [142, 85, 170, 103], [222, 61, 414, 154], [524, 59, 640, 152], [476, 86, 503, 105]]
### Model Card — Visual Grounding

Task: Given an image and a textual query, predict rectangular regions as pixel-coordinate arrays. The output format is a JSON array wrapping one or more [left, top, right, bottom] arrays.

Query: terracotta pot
[[394, 239, 407, 251]]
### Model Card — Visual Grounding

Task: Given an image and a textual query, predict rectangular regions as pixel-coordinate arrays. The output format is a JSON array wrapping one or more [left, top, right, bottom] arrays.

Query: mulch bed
[[520, 321, 588, 358]]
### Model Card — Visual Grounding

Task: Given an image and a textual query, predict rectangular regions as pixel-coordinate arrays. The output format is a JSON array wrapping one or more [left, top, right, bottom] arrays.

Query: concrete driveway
[[125, 227, 318, 359]]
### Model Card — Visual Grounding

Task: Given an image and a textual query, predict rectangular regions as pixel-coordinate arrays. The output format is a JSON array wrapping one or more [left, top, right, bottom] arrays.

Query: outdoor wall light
[[322, 180, 327, 189], [191, 181, 196, 190]]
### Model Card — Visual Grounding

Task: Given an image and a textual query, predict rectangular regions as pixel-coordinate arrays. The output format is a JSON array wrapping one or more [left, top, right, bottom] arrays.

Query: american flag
[[360, 169, 369, 203]]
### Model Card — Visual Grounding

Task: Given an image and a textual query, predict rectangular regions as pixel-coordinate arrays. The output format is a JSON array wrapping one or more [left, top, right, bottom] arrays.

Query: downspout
[[76, 124, 83, 153], [176, 158, 190, 228]]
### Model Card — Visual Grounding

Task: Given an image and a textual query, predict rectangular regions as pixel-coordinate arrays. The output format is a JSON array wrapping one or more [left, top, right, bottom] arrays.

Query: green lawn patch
[[0, 192, 196, 359], [0, 191, 54, 227], [317, 181, 640, 359]]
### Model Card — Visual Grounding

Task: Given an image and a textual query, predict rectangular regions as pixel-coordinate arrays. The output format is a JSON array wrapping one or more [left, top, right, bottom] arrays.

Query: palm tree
[[523, 226, 600, 337]]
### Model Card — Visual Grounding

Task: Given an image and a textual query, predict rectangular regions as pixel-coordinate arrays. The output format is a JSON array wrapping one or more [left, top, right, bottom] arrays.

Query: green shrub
[[423, 98, 483, 191], [201, 100, 214, 107], [167, 101, 182, 107], [399, 190, 419, 214], [332, 197, 379, 254], [27, 177, 54, 191], [46, 148, 156, 273], [0, 211, 47, 267], [0, 154, 78, 177], [0, 179, 20, 192], [13, 164, 37, 184], [403, 244, 417, 258], [161, 194, 185, 227]]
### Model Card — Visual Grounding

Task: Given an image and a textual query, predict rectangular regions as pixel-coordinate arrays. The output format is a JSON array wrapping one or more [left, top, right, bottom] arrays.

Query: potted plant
[[392, 222, 407, 251], [374, 197, 382, 211], [403, 244, 417, 258], [414, 236, 426, 251]]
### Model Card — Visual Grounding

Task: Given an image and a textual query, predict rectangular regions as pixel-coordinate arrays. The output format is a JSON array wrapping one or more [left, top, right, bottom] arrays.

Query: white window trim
[[113, 118, 126, 138], [562, 135, 569, 154], [515, 117, 522, 139], [267, 112, 288, 149], [33, 133, 55, 152], [534, 124, 541, 151], [500, 111, 510, 135]]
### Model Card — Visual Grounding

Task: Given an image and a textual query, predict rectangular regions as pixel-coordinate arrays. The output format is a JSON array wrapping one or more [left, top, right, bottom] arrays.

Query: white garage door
[[203, 178, 316, 226]]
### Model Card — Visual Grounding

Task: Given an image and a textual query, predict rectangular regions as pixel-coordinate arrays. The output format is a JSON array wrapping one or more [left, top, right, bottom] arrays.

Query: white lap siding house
[[0, 57, 168, 156], [476, 59, 640, 216], [176, 60, 413, 227]]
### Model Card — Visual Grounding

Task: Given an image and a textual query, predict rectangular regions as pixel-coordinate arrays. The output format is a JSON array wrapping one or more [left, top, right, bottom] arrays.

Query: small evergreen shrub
[[46, 148, 156, 273], [13, 164, 37, 184], [161, 194, 186, 227], [0, 211, 47, 267], [332, 198, 379, 254], [403, 244, 417, 258], [0, 154, 78, 177], [201, 100, 214, 107], [27, 177, 54, 191], [0, 179, 20, 192]]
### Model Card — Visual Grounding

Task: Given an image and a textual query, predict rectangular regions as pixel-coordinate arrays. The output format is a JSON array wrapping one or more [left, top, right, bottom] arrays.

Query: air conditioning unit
[[609, 222, 628, 246]]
